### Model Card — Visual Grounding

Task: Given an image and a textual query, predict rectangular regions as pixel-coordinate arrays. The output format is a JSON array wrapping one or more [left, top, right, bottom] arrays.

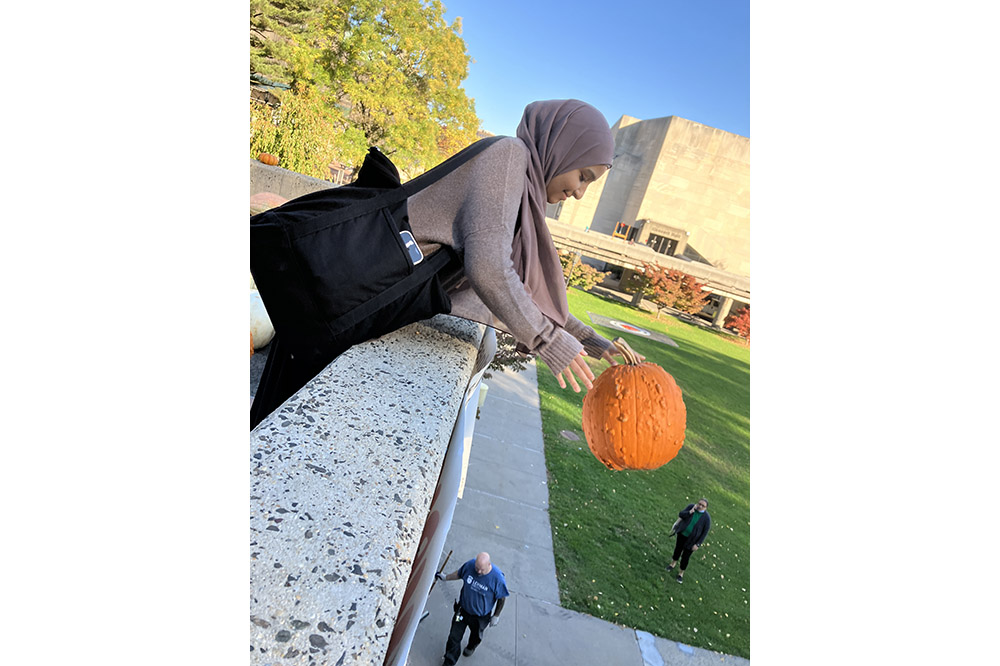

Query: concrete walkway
[[403, 360, 749, 666]]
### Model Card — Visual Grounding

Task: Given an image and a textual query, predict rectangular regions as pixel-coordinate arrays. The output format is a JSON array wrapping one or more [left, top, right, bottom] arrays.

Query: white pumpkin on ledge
[[250, 287, 275, 350]]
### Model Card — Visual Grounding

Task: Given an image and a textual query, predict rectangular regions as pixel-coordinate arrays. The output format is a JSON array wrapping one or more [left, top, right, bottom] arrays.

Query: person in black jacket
[[667, 498, 711, 583]]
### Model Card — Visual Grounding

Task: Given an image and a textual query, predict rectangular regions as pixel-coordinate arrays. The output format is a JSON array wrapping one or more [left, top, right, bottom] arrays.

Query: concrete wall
[[552, 114, 750, 279], [639, 117, 750, 276], [250, 160, 336, 200], [250, 316, 491, 666], [589, 117, 670, 236], [547, 114, 644, 230]]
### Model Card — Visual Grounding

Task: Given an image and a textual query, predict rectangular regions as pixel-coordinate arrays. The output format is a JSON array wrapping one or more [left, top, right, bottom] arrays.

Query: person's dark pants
[[672, 533, 697, 570], [444, 602, 489, 664]]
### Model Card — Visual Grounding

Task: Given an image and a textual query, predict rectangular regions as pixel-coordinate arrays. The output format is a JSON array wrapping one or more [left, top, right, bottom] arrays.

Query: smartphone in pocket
[[399, 230, 424, 265]]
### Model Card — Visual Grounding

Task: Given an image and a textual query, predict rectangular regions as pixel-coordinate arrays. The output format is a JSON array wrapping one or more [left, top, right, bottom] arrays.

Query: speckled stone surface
[[250, 315, 486, 665]]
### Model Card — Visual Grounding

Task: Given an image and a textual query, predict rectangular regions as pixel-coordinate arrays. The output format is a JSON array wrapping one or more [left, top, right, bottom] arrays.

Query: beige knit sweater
[[407, 136, 613, 375]]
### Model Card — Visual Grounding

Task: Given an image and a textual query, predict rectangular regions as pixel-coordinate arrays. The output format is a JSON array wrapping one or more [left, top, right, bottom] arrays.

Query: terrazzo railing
[[248, 161, 495, 663], [251, 159, 339, 204], [250, 312, 494, 665]]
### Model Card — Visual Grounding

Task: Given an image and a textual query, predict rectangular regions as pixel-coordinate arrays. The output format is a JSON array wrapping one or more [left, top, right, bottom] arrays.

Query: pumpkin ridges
[[586, 367, 628, 470], [630, 367, 647, 468], [640, 369, 655, 468], [633, 370, 644, 469], [596, 371, 617, 469], [648, 369, 662, 468], [626, 364, 650, 469], [614, 370, 629, 468]]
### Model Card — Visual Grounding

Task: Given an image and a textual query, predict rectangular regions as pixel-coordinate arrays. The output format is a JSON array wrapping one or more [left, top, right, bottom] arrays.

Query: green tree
[[559, 251, 609, 292], [250, 0, 323, 85], [251, 84, 369, 179], [315, 0, 479, 173], [250, 0, 481, 178]]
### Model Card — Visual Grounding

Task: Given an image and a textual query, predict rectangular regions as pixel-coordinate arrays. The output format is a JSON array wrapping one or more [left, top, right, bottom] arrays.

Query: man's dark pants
[[444, 602, 490, 664]]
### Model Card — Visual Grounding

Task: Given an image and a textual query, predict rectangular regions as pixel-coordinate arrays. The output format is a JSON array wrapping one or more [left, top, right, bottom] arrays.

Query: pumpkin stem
[[612, 337, 642, 365]]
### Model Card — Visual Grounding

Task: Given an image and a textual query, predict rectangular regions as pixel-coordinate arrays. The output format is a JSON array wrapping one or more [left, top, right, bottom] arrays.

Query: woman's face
[[546, 165, 609, 204]]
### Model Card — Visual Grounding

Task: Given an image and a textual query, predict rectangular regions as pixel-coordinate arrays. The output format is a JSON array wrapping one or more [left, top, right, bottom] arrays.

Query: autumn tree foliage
[[640, 263, 710, 315], [559, 251, 609, 292], [250, 0, 481, 177], [725, 307, 750, 339], [251, 84, 366, 180]]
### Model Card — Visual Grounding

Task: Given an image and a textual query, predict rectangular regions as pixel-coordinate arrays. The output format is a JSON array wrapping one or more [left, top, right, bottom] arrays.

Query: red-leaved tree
[[725, 307, 750, 339], [641, 263, 710, 315]]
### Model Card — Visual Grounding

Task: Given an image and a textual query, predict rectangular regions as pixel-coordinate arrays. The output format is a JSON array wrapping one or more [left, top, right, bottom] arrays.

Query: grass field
[[536, 289, 750, 658]]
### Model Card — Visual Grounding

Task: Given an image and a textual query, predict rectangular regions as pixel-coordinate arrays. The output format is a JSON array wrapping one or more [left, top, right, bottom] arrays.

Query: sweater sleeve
[[453, 139, 584, 376], [564, 314, 615, 359], [462, 227, 583, 375]]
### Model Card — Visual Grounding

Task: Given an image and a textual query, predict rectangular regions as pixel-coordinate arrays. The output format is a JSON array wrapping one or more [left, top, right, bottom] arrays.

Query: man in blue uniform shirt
[[435, 551, 508, 663]]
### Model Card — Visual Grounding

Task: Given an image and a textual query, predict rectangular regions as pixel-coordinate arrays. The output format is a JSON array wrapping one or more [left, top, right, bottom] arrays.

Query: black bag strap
[[274, 136, 509, 236], [399, 135, 506, 198]]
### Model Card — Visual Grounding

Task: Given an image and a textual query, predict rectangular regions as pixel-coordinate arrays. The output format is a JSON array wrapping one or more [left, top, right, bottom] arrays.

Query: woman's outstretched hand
[[555, 342, 647, 393], [555, 351, 595, 392]]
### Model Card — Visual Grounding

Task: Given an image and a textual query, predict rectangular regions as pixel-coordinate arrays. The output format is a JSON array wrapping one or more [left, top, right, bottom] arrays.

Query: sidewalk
[[403, 360, 749, 666]]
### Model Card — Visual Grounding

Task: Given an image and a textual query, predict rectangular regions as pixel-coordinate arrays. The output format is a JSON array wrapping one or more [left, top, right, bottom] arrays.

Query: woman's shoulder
[[473, 135, 528, 167]]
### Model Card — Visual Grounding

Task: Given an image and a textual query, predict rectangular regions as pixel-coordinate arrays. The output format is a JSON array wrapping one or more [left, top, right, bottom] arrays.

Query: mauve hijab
[[513, 99, 615, 327]]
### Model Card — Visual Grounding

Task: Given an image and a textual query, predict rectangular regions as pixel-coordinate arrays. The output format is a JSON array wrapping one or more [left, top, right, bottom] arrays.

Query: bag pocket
[[326, 248, 456, 342], [289, 199, 414, 325]]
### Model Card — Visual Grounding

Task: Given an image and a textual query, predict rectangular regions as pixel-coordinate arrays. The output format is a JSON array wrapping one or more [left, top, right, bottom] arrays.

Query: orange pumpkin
[[581, 337, 686, 470], [258, 152, 279, 166]]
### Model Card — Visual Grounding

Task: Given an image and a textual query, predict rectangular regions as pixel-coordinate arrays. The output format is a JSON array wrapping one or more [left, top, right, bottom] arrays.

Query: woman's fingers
[[568, 356, 593, 392], [556, 352, 597, 393], [574, 356, 595, 384], [564, 369, 581, 392], [556, 370, 581, 392]]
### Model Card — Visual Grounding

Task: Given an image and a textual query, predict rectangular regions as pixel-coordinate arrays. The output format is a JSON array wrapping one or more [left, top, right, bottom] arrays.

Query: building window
[[646, 233, 678, 256]]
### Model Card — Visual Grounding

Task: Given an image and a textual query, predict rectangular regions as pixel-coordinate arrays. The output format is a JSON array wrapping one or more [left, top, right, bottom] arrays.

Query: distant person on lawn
[[436, 551, 508, 664], [667, 498, 711, 583]]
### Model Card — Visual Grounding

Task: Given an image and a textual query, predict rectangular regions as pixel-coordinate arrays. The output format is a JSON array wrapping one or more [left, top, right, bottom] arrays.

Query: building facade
[[549, 114, 750, 279]]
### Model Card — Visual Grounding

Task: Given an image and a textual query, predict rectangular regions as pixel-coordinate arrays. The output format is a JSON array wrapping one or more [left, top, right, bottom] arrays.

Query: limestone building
[[549, 114, 750, 279]]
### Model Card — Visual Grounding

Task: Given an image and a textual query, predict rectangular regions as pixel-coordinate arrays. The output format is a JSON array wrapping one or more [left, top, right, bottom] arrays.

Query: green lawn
[[536, 289, 750, 658]]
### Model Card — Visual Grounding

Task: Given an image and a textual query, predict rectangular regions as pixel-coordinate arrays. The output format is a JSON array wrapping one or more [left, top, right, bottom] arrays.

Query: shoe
[[665, 564, 675, 573], [463, 646, 476, 657], [676, 575, 684, 584]]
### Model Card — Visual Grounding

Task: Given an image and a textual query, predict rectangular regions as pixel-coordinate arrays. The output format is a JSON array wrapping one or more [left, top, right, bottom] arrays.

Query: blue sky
[[441, 0, 750, 138]]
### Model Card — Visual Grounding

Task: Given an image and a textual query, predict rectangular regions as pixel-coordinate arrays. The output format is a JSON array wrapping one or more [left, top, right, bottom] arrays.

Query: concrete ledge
[[250, 159, 336, 201], [250, 315, 488, 665]]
